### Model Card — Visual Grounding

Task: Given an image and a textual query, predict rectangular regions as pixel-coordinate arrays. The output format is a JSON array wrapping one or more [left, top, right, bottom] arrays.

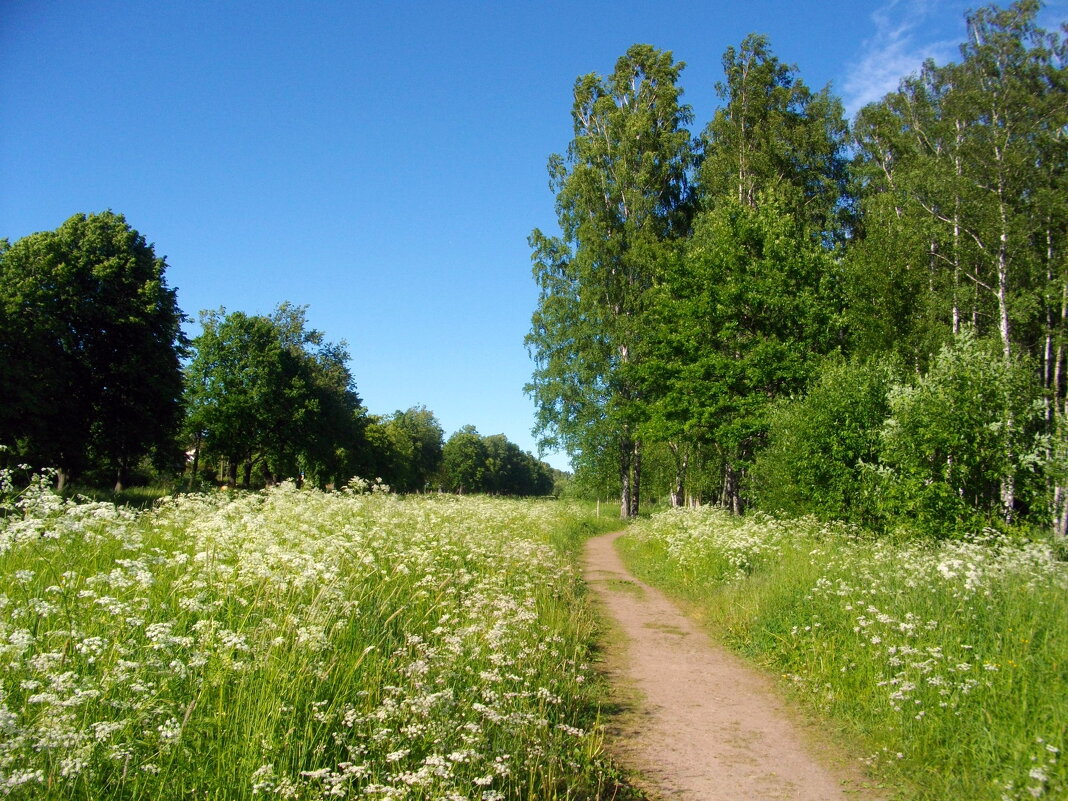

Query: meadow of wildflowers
[[618, 508, 1068, 801], [0, 470, 624, 800]]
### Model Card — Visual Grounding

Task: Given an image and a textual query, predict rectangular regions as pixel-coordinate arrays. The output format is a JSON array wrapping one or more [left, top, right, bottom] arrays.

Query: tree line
[[527, 0, 1067, 535], [0, 212, 560, 496]]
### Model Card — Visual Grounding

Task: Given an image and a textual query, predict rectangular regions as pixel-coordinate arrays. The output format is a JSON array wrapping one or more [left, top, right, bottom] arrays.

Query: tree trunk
[[1055, 490, 1067, 539], [997, 225, 1012, 363], [1000, 360, 1017, 526], [722, 462, 743, 515], [1056, 397, 1068, 539], [56, 468, 68, 493], [188, 435, 201, 490], [619, 437, 632, 519], [669, 442, 688, 508], [1000, 472, 1016, 526], [630, 439, 642, 518], [952, 119, 963, 335], [1050, 244, 1066, 536], [114, 455, 132, 493]]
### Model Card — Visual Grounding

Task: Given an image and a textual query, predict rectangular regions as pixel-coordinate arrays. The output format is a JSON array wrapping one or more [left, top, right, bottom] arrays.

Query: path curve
[[584, 530, 880, 801]]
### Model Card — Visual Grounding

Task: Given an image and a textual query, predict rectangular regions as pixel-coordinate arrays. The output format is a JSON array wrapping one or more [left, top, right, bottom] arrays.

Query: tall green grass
[[0, 474, 629, 800], [618, 508, 1067, 801]]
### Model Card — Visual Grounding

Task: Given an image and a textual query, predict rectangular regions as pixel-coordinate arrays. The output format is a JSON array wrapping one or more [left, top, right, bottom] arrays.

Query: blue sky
[[3, 0, 1064, 470]]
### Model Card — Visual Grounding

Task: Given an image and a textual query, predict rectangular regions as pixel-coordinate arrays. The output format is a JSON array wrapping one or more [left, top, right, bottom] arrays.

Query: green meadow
[[618, 508, 1067, 801], [3, 471, 1065, 800], [0, 475, 620, 800]]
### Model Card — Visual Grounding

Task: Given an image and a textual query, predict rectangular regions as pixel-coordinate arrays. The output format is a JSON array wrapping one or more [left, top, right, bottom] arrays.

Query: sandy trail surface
[[584, 530, 882, 801]]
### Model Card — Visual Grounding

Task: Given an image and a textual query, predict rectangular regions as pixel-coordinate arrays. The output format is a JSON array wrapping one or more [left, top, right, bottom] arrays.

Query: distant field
[[618, 508, 1068, 801], [0, 478, 621, 800]]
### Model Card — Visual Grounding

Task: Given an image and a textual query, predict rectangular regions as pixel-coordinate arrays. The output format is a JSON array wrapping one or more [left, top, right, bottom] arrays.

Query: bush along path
[[583, 530, 883, 801]]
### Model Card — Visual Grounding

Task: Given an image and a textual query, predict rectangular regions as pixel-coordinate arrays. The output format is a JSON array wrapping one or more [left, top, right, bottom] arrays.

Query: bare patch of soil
[[584, 531, 885, 801]]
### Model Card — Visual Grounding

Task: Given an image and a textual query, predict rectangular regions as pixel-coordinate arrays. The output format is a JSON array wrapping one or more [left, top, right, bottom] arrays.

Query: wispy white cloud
[[841, 0, 962, 118]]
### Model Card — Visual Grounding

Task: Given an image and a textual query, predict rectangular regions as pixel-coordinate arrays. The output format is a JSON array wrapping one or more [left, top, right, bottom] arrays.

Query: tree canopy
[[184, 303, 364, 488], [0, 212, 186, 489], [530, 1, 1067, 536]]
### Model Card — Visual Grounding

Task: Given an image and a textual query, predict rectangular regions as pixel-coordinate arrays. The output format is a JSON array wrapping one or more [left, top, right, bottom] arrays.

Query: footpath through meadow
[[584, 530, 883, 801]]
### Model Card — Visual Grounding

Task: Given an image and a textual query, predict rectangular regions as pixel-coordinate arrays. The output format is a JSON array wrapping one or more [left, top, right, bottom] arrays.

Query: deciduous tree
[[848, 0, 1067, 526], [441, 425, 488, 494], [183, 304, 363, 488], [528, 44, 694, 517], [0, 212, 186, 489]]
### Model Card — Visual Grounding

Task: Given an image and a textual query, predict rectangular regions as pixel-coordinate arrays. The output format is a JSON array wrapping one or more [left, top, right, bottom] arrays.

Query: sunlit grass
[[618, 508, 1067, 801], [0, 474, 627, 800]]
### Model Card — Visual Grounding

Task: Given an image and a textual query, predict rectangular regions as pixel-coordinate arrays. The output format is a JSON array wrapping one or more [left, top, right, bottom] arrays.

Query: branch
[[913, 196, 991, 254]]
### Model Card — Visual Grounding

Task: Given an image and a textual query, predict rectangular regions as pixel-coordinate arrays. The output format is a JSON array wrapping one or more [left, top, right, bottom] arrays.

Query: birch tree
[[849, 0, 1067, 527], [641, 35, 848, 513], [527, 44, 694, 518]]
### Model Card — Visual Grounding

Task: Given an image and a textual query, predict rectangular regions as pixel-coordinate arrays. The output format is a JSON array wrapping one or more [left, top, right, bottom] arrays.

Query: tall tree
[[848, 1, 1067, 527], [184, 309, 285, 486], [698, 34, 851, 241], [846, 79, 957, 366], [642, 193, 841, 513], [527, 44, 694, 517], [638, 35, 848, 512], [0, 212, 186, 489]]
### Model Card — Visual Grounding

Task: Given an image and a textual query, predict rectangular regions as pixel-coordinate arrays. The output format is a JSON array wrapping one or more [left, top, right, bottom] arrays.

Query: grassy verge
[[0, 475, 631, 799], [616, 508, 1067, 801]]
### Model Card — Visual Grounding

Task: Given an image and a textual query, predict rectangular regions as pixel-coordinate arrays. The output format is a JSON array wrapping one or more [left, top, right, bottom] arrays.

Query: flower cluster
[[0, 473, 610, 799]]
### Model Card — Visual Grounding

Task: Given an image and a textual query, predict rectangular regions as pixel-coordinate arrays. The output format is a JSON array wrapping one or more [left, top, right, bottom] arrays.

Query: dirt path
[[584, 530, 881, 801]]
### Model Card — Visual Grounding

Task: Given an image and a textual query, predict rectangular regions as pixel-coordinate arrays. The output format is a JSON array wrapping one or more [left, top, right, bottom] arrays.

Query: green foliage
[[184, 303, 363, 488], [388, 406, 444, 490], [482, 434, 554, 496], [750, 332, 1051, 539], [749, 355, 899, 524], [845, 0, 1067, 366], [660, 33, 849, 512], [360, 414, 418, 490], [640, 192, 842, 511], [0, 212, 186, 488], [875, 330, 1048, 537], [699, 33, 851, 241], [441, 425, 489, 494], [527, 44, 695, 517], [437, 427, 556, 497], [356, 407, 444, 492], [530, 35, 852, 516]]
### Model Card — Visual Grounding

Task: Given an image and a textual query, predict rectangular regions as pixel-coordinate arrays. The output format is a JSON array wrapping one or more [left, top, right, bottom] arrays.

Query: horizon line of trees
[[0, 212, 562, 497], [527, 0, 1067, 536]]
